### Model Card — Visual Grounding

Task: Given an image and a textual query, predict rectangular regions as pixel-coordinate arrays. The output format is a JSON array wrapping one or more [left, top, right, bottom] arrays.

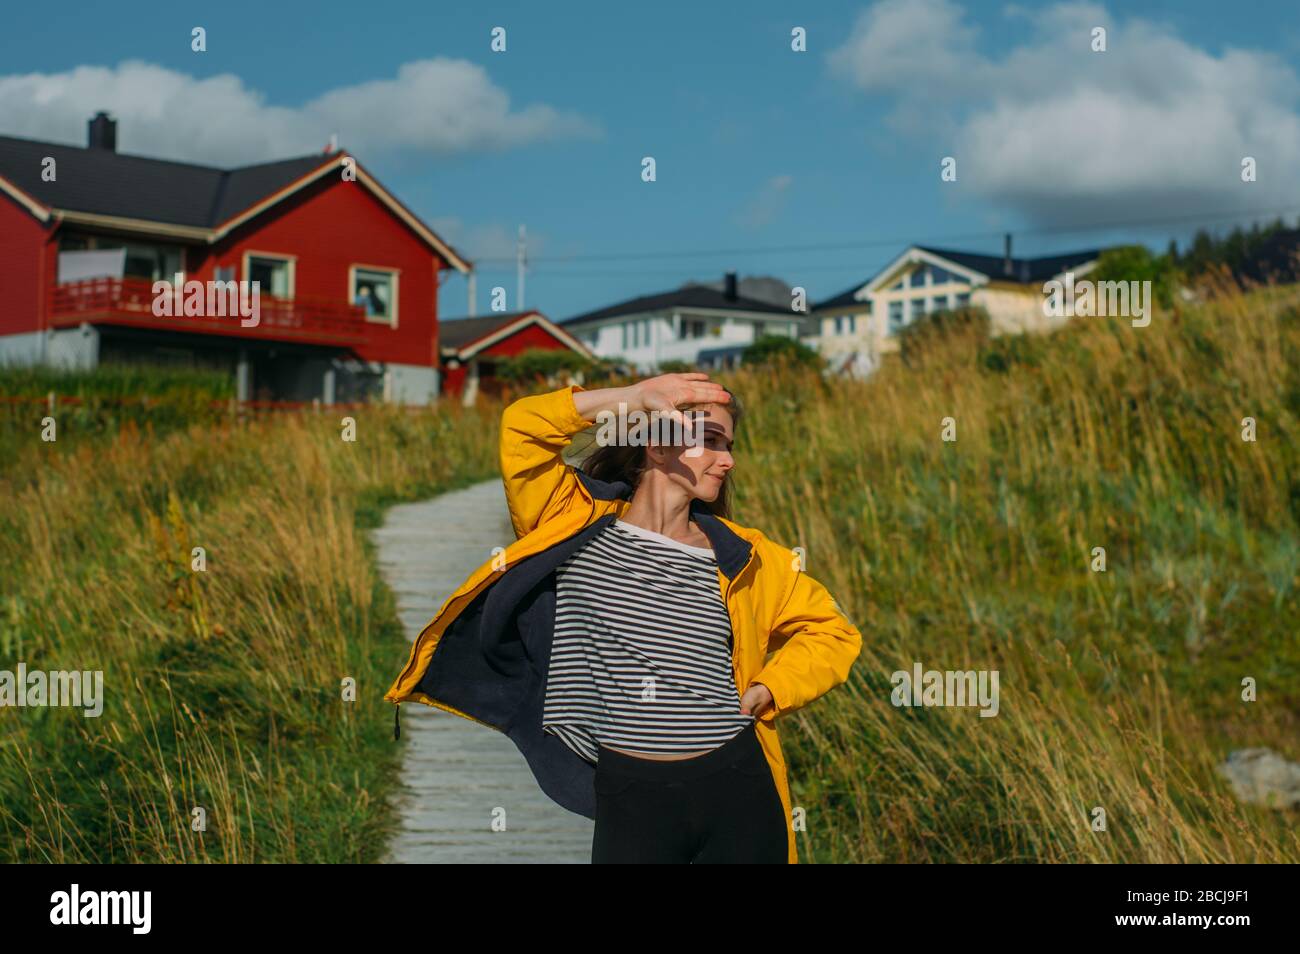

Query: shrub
[[741, 334, 823, 371]]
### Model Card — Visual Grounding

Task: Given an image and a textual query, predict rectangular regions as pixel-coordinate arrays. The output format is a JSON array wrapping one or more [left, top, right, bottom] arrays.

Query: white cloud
[[828, 0, 1300, 225], [735, 174, 794, 230], [0, 59, 601, 166]]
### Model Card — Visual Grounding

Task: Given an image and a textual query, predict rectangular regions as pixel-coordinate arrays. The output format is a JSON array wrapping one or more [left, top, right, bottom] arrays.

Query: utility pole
[[517, 224, 527, 310]]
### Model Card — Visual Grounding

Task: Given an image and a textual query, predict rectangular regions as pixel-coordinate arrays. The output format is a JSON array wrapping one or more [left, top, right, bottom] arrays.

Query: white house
[[560, 272, 803, 373], [808, 240, 1107, 374]]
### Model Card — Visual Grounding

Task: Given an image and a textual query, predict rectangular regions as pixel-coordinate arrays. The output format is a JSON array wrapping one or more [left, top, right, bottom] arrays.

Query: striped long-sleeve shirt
[[542, 518, 755, 763]]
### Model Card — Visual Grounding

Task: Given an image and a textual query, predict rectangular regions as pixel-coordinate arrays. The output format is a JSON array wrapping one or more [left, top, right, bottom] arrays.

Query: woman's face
[[650, 403, 735, 502]]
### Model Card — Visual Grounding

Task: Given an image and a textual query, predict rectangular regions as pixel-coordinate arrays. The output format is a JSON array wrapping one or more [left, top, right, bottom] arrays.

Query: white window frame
[[888, 300, 904, 333], [349, 263, 401, 327], [242, 250, 296, 299]]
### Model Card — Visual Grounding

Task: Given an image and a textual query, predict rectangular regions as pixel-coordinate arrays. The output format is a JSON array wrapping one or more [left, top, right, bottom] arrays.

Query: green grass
[[0, 393, 498, 861], [712, 284, 1300, 862], [4, 281, 1298, 863]]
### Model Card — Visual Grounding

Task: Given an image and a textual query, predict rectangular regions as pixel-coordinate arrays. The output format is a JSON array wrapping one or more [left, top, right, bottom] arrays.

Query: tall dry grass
[[715, 284, 1300, 862], [1, 401, 497, 861], [4, 281, 1297, 864]]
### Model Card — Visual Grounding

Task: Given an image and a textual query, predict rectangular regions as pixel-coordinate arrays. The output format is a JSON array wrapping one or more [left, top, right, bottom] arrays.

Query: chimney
[[1002, 233, 1013, 277], [724, 271, 738, 301], [88, 111, 117, 151]]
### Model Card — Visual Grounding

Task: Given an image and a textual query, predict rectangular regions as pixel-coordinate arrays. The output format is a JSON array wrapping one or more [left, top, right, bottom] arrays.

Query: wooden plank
[[373, 479, 594, 863]]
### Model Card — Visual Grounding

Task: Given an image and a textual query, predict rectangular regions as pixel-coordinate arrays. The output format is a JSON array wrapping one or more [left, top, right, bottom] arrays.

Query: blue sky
[[3, 0, 1299, 321]]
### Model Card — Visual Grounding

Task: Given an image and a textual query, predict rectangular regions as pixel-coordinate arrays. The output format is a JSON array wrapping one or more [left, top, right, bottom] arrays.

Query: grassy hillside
[[722, 284, 1300, 862], [3, 281, 1296, 863], [0, 386, 497, 862]]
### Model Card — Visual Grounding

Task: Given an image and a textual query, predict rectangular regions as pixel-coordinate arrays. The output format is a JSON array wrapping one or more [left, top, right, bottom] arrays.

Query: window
[[847, 313, 856, 334], [909, 267, 926, 288], [911, 298, 925, 322], [61, 236, 181, 280], [888, 300, 904, 333], [930, 265, 953, 285], [682, 318, 705, 339], [622, 322, 629, 349], [350, 266, 399, 325], [245, 253, 294, 298], [834, 315, 844, 335], [123, 245, 182, 282], [956, 291, 971, 307], [932, 295, 949, 312]]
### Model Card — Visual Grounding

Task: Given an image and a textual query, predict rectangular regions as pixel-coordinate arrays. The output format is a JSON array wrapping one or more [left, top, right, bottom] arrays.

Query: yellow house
[[809, 240, 1107, 374]]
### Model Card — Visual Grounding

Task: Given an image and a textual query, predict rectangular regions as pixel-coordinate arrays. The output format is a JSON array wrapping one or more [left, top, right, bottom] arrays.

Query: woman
[[385, 371, 862, 864]]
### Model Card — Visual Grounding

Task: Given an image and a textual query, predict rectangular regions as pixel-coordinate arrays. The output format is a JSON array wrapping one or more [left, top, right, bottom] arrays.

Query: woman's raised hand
[[633, 373, 731, 430]]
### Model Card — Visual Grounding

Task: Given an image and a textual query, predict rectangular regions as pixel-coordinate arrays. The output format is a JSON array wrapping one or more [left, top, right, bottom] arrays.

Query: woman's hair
[[579, 386, 743, 520]]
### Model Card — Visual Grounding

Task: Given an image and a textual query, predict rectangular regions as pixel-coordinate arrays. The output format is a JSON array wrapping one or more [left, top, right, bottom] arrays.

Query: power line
[[459, 260, 894, 281], [466, 202, 1300, 267]]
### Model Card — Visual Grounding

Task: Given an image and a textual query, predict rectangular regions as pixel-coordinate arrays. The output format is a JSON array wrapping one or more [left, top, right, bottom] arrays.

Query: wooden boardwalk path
[[373, 479, 594, 863]]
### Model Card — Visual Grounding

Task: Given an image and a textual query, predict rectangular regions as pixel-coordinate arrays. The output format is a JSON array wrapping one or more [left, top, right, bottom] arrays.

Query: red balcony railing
[[48, 277, 372, 347]]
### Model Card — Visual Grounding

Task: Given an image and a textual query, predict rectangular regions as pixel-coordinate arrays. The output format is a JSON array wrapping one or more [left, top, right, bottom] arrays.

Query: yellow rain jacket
[[385, 384, 863, 863]]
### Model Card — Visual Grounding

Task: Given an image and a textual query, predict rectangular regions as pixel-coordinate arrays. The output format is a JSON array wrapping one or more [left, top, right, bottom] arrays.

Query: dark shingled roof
[[561, 284, 791, 326], [815, 283, 873, 311], [0, 133, 334, 229], [439, 312, 543, 352], [814, 245, 1103, 310], [915, 245, 1102, 284]]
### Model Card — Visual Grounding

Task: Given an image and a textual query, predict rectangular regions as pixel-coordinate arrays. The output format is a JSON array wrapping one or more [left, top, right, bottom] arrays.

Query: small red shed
[[439, 310, 594, 404]]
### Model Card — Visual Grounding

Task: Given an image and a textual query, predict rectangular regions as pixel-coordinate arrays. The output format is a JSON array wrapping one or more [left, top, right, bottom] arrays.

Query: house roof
[[440, 312, 536, 351], [0, 131, 472, 272], [561, 284, 792, 326], [814, 244, 1104, 310], [0, 134, 330, 229], [916, 245, 1102, 284], [439, 310, 592, 360]]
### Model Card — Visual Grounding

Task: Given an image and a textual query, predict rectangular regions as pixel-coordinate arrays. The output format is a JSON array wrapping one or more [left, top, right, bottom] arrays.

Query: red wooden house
[[439, 310, 594, 403], [0, 112, 471, 403]]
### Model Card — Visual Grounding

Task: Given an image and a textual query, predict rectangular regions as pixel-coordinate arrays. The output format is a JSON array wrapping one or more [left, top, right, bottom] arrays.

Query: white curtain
[[58, 248, 127, 284]]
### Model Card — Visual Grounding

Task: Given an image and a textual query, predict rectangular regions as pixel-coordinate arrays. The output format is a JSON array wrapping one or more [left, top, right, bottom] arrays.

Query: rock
[[1217, 748, 1300, 810]]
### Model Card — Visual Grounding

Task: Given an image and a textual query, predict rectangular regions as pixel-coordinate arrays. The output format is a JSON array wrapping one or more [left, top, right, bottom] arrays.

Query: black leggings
[[591, 722, 788, 863]]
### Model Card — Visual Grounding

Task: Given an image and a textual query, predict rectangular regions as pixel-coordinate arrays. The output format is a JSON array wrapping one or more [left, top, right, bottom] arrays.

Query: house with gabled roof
[[559, 271, 803, 373], [809, 239, 1109, 375], [0, 112, 471, 403], [439, 310, 593, 405]]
